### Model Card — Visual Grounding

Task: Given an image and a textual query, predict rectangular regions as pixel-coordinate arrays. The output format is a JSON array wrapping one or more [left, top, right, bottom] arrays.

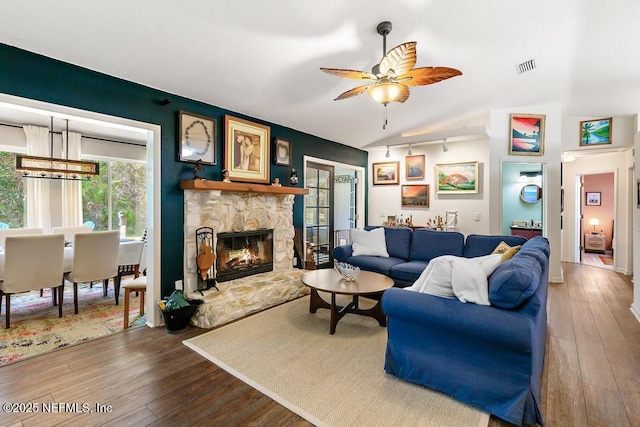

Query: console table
[[584, 234, 606, 254]]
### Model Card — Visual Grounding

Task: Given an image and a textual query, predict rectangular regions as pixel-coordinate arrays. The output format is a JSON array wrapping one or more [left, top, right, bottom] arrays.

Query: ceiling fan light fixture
[[368, 82, 403, 105]]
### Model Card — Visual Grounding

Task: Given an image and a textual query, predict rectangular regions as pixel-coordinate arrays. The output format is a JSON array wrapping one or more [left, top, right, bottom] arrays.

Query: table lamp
[[589, 218, 600, 234]]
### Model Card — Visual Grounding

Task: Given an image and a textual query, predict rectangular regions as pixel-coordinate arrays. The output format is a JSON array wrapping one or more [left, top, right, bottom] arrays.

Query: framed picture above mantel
[[224, 115, 270, 184], [178, 111, 217, 165]]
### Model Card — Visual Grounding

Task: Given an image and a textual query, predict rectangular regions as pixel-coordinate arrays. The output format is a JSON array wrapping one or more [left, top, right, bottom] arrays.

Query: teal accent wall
[[0, 43, 368, 296]]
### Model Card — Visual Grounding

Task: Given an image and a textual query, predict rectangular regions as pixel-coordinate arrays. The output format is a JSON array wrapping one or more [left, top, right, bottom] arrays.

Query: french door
[[305, 162, 334, 268]]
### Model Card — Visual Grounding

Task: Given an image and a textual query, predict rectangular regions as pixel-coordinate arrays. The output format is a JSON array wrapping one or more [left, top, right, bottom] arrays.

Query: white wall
[[367, 138, 491, 235], [489, 103, 563, 282]]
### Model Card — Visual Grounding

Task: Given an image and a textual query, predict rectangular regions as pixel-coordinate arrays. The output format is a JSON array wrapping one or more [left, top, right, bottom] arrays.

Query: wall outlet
[[380, 211, 386, 217], [175, 279, 183, 290], [474, 212, 481, 221]]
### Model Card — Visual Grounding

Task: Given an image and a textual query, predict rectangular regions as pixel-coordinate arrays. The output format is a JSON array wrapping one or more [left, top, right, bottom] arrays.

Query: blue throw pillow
[[488, 255, 542, 309]]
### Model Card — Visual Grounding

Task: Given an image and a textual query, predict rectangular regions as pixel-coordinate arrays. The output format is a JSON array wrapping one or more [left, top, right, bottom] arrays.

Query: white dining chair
[[0, 234, 65, 328], [64, 230, 120, 313], [121, 239, 148, 329], [0, 227, 44, 248], [51, 225, 92, 243]]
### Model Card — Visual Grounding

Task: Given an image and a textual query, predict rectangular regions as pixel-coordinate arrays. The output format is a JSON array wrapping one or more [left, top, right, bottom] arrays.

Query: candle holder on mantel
[[195, 227, 219, 293]]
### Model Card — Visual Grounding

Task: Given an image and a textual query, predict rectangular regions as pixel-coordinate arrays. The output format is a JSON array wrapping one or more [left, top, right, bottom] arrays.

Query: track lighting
[[385, 146, 390, 158], [442, 138, 449, 152], [407, 144, 413, 155]]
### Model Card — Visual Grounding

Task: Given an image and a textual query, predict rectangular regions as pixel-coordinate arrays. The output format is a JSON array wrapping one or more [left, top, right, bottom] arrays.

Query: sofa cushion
[[464, 234, 527, 258], [365, 226, 413, 260], [345, 255, 405, 277], [488, 255, 542, 309], [410, 229, 464, 262], [390, 260, 430, 283], [351, 227, 389, 257], [491, 241, 521, 262], [520, 236, 550, 257]]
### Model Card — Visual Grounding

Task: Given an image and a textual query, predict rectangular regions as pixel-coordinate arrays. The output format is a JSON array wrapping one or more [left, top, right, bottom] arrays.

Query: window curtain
[[61, 131, 83, 226], [23, 125, 52, 232]]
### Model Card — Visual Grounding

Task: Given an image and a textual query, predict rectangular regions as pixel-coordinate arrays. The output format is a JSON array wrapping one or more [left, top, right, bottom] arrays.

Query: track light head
[[442, 139, 449, 152], [385, 146, 390, 158], [407, 144, 413, 155]]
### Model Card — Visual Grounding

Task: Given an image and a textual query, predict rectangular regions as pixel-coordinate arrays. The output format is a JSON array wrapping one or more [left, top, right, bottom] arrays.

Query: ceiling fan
[[320, 21, 462, 128]]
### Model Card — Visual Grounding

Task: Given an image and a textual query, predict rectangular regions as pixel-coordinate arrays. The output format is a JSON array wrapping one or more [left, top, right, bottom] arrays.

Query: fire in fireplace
[[216, 229, 274, 282]]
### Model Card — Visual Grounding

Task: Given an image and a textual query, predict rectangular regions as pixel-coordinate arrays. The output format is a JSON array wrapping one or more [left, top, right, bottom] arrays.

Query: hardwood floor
[[1, 262, 638, 426]]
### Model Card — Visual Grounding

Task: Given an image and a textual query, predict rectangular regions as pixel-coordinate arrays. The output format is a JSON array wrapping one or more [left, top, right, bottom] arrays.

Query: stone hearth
[[181, 181, 309, 328]]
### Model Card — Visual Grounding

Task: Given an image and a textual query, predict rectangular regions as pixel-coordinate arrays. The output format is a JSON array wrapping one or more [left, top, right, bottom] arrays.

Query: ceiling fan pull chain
[[383, 105, 388, 130]]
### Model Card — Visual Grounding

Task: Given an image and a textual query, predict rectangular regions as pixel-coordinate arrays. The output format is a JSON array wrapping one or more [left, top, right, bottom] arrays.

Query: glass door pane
[[305, 162, 334, 268]]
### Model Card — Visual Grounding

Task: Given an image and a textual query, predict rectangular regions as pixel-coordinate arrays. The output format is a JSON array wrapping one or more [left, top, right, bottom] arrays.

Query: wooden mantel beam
[[179, 180, 309, 196]]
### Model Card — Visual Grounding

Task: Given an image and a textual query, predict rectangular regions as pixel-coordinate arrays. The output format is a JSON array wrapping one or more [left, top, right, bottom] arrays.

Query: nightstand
[[584, 234, 606, 254]]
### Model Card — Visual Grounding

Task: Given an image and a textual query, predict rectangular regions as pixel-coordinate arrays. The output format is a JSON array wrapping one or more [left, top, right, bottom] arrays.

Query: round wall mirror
[[520, 184, 542, 203]]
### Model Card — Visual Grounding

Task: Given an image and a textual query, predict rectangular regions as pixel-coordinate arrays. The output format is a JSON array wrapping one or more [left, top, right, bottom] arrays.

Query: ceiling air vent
[[516, 58, 536, 74]]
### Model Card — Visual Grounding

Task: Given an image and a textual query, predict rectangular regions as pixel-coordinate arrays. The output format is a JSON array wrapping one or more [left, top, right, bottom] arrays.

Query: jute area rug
[[184, 295, 489, 427], [0, 283, 145, 366]]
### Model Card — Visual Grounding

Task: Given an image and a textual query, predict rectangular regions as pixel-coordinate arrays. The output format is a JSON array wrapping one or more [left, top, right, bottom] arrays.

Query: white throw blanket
[[406, 254, 503, 305]]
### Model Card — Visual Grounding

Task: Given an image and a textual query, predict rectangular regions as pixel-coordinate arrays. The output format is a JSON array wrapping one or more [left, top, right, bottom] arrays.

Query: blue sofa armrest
[[382, 287, 532, 351], [333, 244, 353, 262]]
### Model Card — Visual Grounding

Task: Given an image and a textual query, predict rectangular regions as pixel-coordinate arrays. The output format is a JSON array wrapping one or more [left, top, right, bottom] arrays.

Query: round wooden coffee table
[[301, 269, 394, 334]]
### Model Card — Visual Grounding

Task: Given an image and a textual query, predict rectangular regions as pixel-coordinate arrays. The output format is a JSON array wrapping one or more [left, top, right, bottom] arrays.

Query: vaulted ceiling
[[1, 0, 639, 149]]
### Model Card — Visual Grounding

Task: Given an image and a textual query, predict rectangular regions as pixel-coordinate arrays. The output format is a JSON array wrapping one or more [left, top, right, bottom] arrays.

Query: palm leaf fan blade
[[378, 42, 417, 77], [395, 85, 410, 103], [399, 67, 462, 86], [319, 68, 377, 81], [334, 84, 372, 101]]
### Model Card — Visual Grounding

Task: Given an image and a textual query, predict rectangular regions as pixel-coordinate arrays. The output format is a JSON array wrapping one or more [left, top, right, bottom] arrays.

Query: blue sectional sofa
[[382, 236, 550, 426], [333, 227, 527, 287]]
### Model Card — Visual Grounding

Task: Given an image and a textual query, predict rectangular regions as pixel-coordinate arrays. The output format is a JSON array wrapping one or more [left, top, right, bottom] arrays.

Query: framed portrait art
[[224, 115, 270, 184], [401, 184, 429, 208], [405, 154, 425, 180], [178, 111, 217, 165], [580, 117, 612, 146], [273, 137, 291, 166], [509, 114, 545, 156], [372, 161, 399, 185], [435, 161, 479, 194]]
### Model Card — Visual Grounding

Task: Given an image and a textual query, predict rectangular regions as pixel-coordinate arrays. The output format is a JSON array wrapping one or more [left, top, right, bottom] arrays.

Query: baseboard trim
[[631, 304, 640, 325]]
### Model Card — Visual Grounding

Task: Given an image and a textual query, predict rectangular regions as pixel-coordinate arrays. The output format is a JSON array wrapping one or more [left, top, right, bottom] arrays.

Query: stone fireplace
[[216, 229, 274, 282], [182, 180, 305, 294]]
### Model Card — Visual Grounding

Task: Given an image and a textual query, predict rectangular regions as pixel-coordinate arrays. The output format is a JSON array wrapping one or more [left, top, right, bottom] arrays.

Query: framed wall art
[[405, 154, 425, 180], [509, 114, 545, 156], [273, 137, 291, 166], [586, 192, 601, 206], [580, 117, 612, 146], [401, 184, 429, 208], [372, 161, 400, 185], [178, 111, 217, 165], [435, 161, 479, 194], [224, 115, 270, 183]]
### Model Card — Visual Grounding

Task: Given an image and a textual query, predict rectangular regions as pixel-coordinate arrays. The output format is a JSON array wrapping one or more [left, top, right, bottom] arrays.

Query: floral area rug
[[0, 283, 145, 366]]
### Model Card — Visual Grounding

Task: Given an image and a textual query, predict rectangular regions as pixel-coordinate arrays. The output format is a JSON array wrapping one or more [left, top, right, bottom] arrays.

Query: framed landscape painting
[[580, 117, 612, 146], [509, 114, 545, 156], [224, 115, 270, 184], [435, 161, 479, 194], [401, 184, 429, 208], [372, 161, 399, 185], [405, 154, 425, 180]]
